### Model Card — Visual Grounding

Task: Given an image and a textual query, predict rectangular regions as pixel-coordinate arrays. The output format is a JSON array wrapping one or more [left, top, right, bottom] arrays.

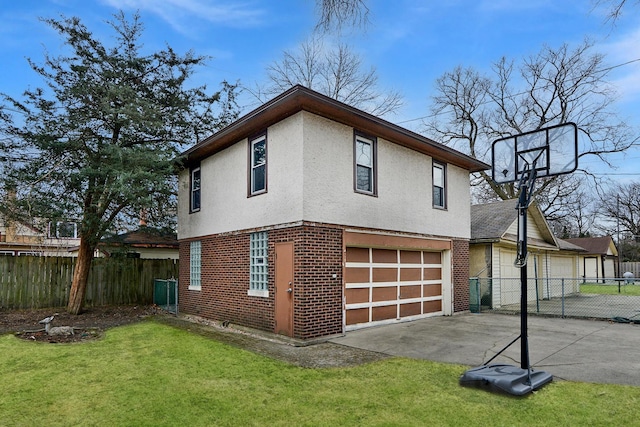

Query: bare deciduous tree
[[425, 40, 637, 216], [599, 181, 640, 238], [259, 37, 403, 117]]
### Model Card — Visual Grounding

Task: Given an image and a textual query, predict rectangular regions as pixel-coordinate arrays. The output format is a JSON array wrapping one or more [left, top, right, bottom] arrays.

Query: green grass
[[1, 321, 639, 426], [580, 283, 640, 296]]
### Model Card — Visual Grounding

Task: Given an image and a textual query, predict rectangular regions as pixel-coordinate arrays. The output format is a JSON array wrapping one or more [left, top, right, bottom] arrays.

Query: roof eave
[[181, 85, 489, 173]]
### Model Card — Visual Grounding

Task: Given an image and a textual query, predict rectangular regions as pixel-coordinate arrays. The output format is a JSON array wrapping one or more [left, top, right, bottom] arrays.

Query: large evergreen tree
[[0, 12, 239, 314]]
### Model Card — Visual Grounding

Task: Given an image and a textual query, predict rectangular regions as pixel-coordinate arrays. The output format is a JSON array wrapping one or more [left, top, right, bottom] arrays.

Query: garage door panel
[[372, 268, 397, 282], [423, 252, 441, 264], [424, 268, 441, 280], [346, 308, 369, 325], [372, 286, 396, 302], [400, 302, 421, 317], [372, 248, 397, 263], [423, 300, 442, 313], [400, 268, 421, 281], [346, 288, 369, 304], [345, 267, 369, 283], [400, 285, 421, 299], [423, 284, 442, 297], [372, 305, 397, 321], [400, 250, 422, 264], [346, 247, 369, 263]]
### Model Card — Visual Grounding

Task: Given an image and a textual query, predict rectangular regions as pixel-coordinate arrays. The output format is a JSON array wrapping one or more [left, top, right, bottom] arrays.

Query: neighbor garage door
[[345, 247, 444, 330]]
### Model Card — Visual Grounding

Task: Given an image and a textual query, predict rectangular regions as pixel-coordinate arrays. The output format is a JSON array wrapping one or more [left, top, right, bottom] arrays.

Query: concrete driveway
[[330, 312, 640, 387]]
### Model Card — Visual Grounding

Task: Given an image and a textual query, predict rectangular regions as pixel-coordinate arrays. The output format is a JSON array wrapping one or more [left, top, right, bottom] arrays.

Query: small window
[[249, 231, 268, 297], [190, 167, 201, 212], [250, 134, 267, 195], [433, 162, 446, 209], [48, 221, 78, 239], [354, 134, 377, 195], [189, 241, 201, 290]]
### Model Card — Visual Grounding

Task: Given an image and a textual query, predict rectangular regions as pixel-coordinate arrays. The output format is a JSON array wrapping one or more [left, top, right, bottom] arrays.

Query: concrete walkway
[[330, 313, 640, 387]]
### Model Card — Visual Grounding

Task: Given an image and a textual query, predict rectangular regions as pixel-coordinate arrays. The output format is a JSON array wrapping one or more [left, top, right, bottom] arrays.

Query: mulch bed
[[0, 305, 158, 343]]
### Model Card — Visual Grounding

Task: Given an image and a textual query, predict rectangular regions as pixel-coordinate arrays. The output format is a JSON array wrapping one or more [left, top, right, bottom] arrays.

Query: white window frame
[[250, 135, 267, 196], [433, 161, 446, 209], [248, 231, 269, 297], [189, 240, 201, 290], [190, 167, 201, 213], [354, 134, 376, 195]]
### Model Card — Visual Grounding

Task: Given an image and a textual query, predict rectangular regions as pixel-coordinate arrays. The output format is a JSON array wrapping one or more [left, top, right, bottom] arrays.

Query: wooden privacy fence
[[621, 262, 640, 278], [0, 256, 179, 310]]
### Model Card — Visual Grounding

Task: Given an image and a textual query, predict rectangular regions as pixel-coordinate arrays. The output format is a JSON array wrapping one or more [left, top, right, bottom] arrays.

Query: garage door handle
[[287, 283, 293, 293]]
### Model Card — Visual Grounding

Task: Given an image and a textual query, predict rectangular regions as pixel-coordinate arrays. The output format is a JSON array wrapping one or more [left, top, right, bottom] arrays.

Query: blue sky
[[2, 0, 639, 178]]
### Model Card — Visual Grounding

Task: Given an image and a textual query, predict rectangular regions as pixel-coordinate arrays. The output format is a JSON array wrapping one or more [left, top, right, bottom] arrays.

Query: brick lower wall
[[179, 223, 343, 340], [452, 239, 470, 312], [179, 223, 471, 339]]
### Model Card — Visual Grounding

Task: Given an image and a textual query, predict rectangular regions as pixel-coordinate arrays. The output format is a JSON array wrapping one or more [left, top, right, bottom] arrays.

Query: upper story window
[[250, 134, 267, 196], [354, 133, 377, 195], [190, 166, 201, 213], [48, 221, 78, 239], [433, 161, 447, 209]]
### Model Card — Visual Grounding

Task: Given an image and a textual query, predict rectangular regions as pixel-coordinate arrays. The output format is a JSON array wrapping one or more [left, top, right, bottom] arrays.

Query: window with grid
[[433, 162, 446, 209], [249, 232, 268, 295], [190, 167, 201, 212], [189, 240, 201, 290], [250, 134, 267, 195], [354, 134, 376, 195]]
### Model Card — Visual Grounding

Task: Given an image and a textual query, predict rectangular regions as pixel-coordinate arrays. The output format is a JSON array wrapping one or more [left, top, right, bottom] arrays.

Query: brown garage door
[[345, 247, 444, 330]]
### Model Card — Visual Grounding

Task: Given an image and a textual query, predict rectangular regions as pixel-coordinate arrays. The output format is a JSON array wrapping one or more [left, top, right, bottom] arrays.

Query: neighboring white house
[[470, 200, 586, 307], [177, 85, 489, 340], [564, 236, 618, 281]]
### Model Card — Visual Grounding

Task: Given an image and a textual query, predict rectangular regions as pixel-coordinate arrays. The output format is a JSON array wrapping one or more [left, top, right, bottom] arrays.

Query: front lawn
[[580, 283, 640, 296], [1, 321, 638, 426]]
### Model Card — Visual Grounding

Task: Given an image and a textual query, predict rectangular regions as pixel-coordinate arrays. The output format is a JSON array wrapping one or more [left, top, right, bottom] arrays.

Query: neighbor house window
[[433, 162, 446, 209], [190, 166, 201, 213], [249, 231, 268, 297], [48, 221, 78, 239], [250, 134, 267, 195], [354, 133, 377, 195], [189, 240, 201, 290]]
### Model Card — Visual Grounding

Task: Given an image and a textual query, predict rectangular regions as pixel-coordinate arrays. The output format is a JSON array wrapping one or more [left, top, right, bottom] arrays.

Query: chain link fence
[[470, 277, 640, 323]]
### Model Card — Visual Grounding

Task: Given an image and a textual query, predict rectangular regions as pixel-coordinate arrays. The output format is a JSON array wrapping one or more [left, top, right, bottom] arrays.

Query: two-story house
[[177, 85, 488, 340], [0, 215, 80, 257]]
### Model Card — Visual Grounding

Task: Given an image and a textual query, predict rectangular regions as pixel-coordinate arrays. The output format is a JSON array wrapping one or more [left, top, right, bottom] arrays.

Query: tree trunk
[[67, 237, 94, 314]]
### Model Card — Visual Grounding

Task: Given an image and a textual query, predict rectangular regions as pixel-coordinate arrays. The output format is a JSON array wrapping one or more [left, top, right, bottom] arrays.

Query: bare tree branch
[[315, 0, 370, 32], [257, 37, 403, 117], [424, 40, 636, 222]]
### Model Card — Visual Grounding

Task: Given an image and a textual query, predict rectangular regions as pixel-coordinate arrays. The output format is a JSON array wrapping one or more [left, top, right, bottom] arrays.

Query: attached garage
[[343, 231, 452, 330]]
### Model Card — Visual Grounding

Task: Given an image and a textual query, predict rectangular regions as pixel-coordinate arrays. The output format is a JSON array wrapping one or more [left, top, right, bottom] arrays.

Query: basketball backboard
[[491, 122, 578, 184]]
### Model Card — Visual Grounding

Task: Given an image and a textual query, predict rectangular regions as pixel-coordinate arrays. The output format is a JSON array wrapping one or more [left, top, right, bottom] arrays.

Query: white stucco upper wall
[[301, 112, 471, 238], [178, 114, 305, 239], [178, 111, 472, 240]]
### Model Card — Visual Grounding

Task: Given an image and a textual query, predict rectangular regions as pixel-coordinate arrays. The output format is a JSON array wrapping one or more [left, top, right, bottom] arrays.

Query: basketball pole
[[516, 167, 537, 371], [518, 182, 530, 370]]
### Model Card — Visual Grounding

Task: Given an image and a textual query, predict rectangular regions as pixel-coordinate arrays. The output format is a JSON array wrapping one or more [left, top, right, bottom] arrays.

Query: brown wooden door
[[275, 242, 294, 337]]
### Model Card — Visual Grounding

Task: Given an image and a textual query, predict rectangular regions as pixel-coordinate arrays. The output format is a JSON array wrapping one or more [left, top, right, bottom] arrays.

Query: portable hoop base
[[460, 364, 553, 396]]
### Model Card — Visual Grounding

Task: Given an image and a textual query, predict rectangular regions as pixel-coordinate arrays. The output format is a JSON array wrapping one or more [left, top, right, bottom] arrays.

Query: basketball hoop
[[461, 122, 578, 396]]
